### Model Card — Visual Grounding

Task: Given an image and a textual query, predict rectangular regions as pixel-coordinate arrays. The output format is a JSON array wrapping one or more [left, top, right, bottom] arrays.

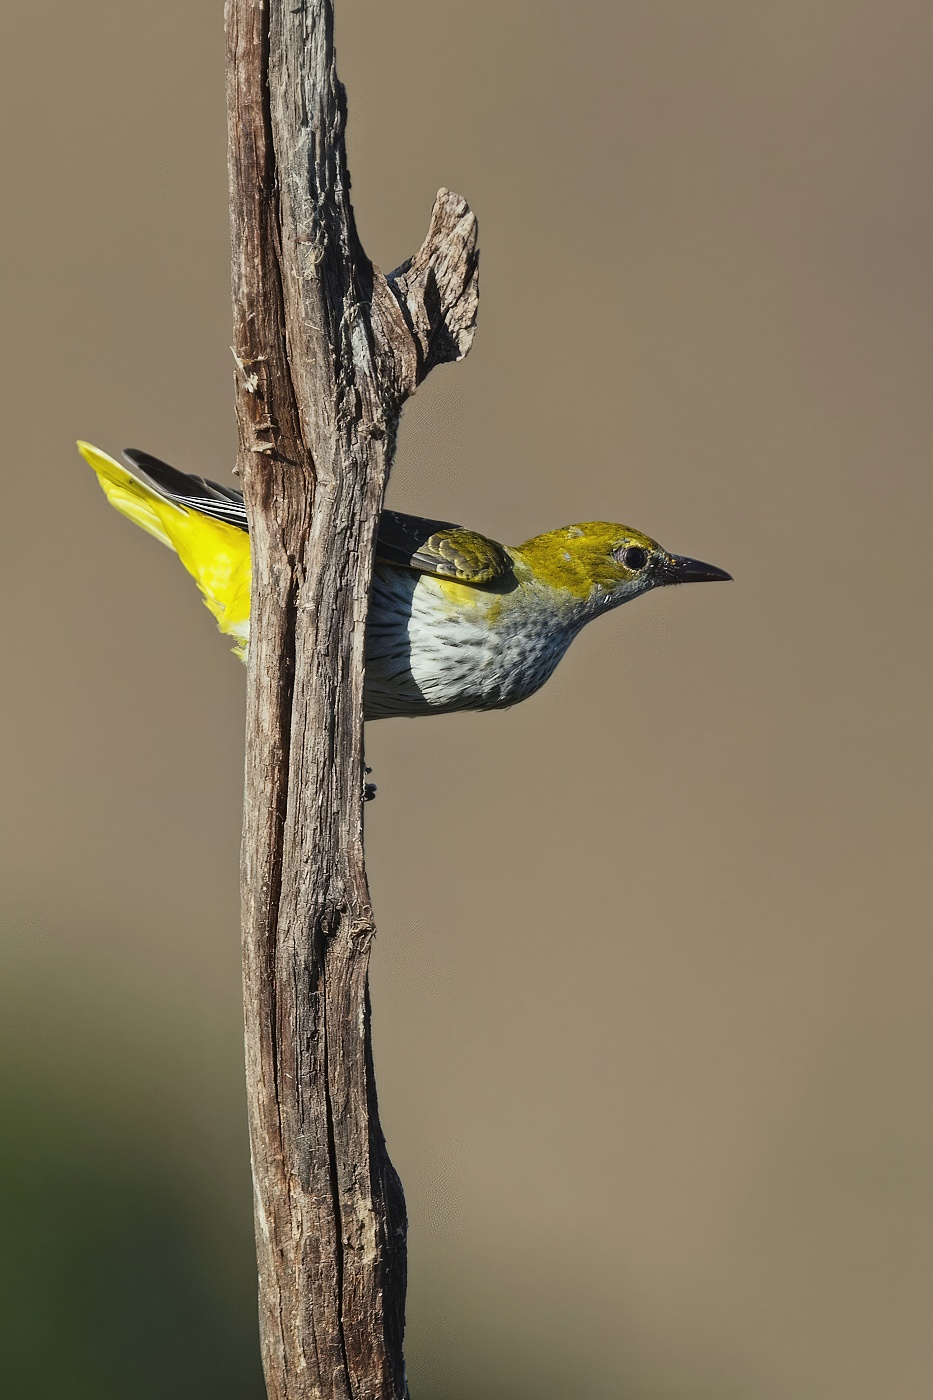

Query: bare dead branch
[[225, 2, 478, 1396]]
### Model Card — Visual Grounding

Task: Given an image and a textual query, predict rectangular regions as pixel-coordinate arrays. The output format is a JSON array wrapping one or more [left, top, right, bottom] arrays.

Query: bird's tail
[[77, 441, 252, 657]]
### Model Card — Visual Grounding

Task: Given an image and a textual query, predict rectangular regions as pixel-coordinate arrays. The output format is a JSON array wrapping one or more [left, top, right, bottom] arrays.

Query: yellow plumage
[[77, 441, 252, 656]]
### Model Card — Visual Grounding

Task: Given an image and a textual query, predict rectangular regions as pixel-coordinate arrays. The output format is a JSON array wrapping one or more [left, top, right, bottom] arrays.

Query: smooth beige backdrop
[[2, 3, 932, 1396]]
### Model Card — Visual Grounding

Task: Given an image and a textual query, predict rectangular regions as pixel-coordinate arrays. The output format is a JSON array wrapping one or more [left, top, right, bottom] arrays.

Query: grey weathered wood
[[224, 2, 478, 1396]]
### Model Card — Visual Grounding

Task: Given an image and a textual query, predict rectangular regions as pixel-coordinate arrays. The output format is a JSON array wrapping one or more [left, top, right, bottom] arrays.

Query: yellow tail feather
[[77, 441, 252, 657]]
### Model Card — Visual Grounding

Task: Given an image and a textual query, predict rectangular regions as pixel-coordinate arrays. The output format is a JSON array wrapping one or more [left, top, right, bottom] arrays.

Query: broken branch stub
[[373, 187, 480, 410]]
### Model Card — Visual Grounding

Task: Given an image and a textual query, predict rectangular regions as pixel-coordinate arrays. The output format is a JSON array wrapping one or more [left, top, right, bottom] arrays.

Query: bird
[[77, 441, 731, 721]]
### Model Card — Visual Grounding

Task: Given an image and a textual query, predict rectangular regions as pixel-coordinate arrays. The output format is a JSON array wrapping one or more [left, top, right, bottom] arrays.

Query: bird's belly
[[363, 567, 570, 719]]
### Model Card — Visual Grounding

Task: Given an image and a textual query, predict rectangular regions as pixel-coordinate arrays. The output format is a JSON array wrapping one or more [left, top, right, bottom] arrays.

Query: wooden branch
[[225, 2, 478, 1397]]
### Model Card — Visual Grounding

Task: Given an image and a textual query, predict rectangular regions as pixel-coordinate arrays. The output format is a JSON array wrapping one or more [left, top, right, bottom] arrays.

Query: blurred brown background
[[2, 1, 932, 1395]]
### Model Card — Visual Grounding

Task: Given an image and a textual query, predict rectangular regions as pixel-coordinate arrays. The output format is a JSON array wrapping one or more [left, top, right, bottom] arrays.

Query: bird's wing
[[123, 448, 250, 529], [376, 510, 513, 584], [78, 442, 252, 653], [117, 449, 512, 586]]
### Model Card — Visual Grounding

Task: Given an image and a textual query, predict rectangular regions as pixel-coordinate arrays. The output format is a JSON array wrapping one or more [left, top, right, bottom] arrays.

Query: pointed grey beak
[[662, 553, 733, 584]]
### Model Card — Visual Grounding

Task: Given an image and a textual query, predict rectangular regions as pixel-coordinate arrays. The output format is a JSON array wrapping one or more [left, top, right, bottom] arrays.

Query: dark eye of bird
[[619, 545, 648, 571]]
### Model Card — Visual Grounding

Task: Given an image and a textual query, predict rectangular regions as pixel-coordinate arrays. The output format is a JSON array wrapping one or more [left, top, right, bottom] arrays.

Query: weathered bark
[[225, 2, 478, 1397]]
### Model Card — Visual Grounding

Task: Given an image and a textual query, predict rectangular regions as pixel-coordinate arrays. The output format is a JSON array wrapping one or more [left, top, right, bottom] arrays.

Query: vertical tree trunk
[[225, 2, 479, 1395]]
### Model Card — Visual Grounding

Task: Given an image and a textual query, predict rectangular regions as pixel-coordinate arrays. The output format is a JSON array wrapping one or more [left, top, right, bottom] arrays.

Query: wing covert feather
[[376, 510, 512, 583]]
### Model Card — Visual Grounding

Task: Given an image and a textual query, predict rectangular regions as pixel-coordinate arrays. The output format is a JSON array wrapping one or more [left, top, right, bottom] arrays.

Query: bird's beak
[[662, 553, 733, 584]]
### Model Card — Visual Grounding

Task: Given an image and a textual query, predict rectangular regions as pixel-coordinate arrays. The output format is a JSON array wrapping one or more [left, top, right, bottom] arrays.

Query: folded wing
[[102, 446, 513, 587], [78, 442, 252, 654]]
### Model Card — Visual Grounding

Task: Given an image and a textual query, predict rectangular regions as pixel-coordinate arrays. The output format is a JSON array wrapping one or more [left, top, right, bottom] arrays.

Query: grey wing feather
[[123, 449, 249, 529]]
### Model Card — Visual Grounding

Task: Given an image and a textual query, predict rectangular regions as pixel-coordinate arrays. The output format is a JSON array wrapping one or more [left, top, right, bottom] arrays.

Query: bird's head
[[512, 521, 731, 616]]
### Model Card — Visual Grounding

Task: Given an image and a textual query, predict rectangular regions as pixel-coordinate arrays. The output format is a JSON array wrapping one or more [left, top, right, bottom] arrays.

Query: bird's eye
[[618, 544, 648, 571]]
